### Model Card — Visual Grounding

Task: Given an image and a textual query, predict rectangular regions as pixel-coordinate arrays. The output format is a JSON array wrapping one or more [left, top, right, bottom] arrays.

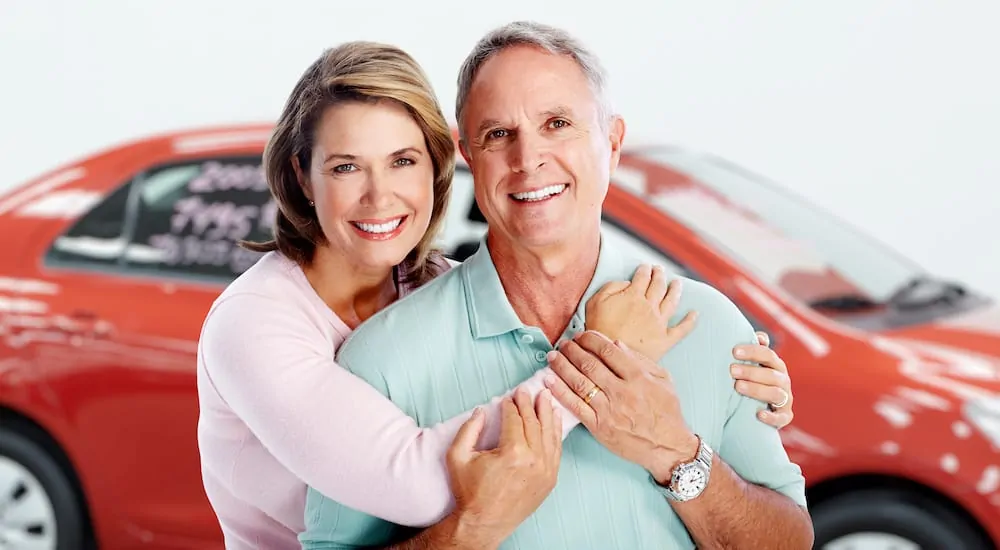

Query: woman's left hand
[[731, 332, 795, 429]]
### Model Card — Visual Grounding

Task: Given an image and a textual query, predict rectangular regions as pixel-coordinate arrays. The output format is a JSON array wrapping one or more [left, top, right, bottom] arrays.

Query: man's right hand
[[443, 387, 563, 549]]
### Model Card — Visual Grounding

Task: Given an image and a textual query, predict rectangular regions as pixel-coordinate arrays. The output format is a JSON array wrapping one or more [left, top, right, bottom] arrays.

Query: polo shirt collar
[[462, 232, 626, 339]]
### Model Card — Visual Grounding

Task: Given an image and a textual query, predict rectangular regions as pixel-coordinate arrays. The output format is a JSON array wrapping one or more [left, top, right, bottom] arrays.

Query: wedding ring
[[583, 385, 601, 404], [771, 389, 789, 409]]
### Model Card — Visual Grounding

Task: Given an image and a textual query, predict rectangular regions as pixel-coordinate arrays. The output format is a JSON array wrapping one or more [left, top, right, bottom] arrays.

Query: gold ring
[[583, 385, 601, 404]]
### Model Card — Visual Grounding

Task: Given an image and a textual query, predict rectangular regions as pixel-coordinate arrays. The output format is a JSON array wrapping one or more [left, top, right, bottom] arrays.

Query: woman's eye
[[333, 164, 356, 174]]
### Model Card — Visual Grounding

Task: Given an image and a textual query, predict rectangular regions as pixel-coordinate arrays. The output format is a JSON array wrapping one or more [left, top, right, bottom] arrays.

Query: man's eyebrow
[[476, 119, 502, 135], [541, 106, 573, 119]]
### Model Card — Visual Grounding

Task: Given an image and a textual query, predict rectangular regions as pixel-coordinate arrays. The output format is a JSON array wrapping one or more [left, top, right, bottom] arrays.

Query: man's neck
[[303, 245, 398, 329], [488, 229, 602, 344]]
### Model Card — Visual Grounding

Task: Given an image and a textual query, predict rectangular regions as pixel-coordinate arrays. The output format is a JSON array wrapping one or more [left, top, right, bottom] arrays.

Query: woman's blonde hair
[[243, 41, 455, 287]]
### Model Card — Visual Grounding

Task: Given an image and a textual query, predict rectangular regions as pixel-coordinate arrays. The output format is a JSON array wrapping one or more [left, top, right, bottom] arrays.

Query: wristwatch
[[651, 436, 714, 502]]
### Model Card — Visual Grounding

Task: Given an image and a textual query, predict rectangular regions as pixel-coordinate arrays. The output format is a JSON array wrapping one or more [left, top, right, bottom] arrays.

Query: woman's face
[[296, 100, 435, 274]]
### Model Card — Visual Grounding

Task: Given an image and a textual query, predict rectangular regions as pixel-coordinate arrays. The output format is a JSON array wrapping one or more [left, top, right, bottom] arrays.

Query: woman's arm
[[198, 292, 579, 528]]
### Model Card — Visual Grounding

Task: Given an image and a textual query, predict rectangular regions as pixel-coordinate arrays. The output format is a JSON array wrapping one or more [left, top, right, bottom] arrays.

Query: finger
[[730, 363, 790, 389], [594, 280, 630, 300], [627, 264, 653, 296], [573, 330, 643, 379], [514, 387, 543, 449], [557, 339, 621, 388], [544, 372, 598, 428], [547, 348, 609, 407], [645, 265, 669, 303], [734, 380, 791, 408], [756, 331, 770, 347], [733, 344, 788, 374], [658, 278, 683, 318], [535, 389, 563, 455], [664, 310, 698, 346], [447, 407, 486, 464], [497, 395, 526, 446], [758, 408, 793, 429]]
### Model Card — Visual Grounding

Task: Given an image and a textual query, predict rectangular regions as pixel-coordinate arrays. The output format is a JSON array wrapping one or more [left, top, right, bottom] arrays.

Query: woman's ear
[[292, 155, 313, 204]]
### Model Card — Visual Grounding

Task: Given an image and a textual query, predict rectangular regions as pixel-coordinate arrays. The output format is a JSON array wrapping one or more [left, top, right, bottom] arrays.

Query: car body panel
[[1, 125, 997, 547]]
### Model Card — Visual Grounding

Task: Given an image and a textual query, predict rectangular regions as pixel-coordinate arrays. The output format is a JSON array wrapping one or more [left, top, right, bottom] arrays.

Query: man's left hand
[[544, 330, 698, 484]]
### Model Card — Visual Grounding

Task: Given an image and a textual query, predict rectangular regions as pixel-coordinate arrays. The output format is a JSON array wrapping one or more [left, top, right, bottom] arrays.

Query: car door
[[35, 153, 273, 544]]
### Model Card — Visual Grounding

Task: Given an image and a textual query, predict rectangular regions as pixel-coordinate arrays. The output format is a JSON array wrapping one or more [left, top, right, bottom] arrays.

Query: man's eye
[[486, 129, 508, 140], [550, 119, 569, 129]]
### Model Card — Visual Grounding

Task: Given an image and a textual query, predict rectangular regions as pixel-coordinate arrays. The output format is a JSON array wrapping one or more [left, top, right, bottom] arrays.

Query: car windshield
[[627, 148, 927, 305]]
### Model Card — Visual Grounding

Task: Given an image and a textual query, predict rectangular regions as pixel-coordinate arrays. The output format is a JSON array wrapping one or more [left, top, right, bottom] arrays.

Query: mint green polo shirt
[[299, 235, 807, 549]]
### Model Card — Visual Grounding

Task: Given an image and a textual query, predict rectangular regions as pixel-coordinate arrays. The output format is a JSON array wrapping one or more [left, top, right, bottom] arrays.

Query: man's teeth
[[353, 218, 403, 234], [511, 184, 567, 202]]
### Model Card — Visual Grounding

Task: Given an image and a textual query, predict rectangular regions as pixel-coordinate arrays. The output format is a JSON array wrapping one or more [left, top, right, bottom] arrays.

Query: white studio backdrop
[[2, 1, 997, 298]]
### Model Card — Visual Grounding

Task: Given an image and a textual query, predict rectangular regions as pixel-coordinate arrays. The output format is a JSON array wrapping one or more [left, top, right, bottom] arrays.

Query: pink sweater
[[196, 252, 578, 549]]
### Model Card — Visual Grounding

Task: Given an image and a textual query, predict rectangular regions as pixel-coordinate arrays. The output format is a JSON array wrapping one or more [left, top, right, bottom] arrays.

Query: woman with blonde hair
[[196, 41, 795, 549]]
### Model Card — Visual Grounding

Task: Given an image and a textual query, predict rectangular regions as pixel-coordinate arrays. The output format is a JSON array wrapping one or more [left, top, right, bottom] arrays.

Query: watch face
[[676, 466, 707, 498]]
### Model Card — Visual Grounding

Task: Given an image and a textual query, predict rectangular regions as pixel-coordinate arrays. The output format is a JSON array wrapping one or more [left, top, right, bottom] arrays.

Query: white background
[[2, 1, 997, 298]]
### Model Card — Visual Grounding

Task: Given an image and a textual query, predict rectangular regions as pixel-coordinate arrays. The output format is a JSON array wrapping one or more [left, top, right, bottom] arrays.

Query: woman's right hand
[[584, 264, 697, 361], [442, 388, 563, 548]]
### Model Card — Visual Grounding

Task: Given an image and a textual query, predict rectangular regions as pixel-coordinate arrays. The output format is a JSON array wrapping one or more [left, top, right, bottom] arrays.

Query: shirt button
[[520, 333, 534, 344], [534, 350, 548, 363]]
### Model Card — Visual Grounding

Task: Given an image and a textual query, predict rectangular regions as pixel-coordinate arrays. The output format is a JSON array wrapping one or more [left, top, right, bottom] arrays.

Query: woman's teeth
[[352, 218, 403, 234]]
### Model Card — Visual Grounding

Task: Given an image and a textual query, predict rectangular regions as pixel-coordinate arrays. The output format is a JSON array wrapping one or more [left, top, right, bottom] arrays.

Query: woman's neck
[[301, 245, 399, 330]]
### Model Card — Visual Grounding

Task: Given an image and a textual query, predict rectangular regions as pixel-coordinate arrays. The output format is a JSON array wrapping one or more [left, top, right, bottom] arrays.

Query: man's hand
[[543, 330, 697, 483], [585, 264, 697, 361], [443, 388, 563, 549]]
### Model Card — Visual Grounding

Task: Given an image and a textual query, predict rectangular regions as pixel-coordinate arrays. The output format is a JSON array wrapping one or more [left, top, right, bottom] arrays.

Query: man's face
[[459, 45, 625, 251]]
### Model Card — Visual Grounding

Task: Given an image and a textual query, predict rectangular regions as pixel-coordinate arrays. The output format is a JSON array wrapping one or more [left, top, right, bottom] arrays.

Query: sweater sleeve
[[198, 292, 579, 528]]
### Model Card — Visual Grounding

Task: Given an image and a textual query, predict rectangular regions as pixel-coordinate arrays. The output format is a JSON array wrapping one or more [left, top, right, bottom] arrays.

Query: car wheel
[[0, 426, 85, 550], [812, 488, 990, 550]]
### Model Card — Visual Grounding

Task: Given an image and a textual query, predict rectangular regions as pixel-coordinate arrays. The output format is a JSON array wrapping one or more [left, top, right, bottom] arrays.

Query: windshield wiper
[[887, 276, 968, 310], [808, 294, 881, 311]]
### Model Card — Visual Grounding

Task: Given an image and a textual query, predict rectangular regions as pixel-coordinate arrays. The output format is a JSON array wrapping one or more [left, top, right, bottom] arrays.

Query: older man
[[300, 21, 812, 549]]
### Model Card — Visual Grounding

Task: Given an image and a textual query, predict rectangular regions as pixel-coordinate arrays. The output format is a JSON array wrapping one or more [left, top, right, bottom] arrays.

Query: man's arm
[[649, 442, 813, 549], [545, 329, 813, 550]]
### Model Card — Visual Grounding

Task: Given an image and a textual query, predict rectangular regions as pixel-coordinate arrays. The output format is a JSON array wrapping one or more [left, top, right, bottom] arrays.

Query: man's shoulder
[[337, 262, 469, 365]]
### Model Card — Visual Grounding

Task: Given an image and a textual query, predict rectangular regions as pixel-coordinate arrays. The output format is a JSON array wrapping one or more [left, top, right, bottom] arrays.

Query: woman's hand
[[731, 332, 795, 429], [584, 264, 697, 361]]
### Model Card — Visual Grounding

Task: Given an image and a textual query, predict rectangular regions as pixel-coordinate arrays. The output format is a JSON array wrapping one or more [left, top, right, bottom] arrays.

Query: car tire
[[811, 488, 991, 550], [0, 426, 86, 550]]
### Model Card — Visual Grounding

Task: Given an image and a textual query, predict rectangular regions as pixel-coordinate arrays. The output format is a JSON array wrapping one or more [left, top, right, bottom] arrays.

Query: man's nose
[[510, 132, 546, 174]]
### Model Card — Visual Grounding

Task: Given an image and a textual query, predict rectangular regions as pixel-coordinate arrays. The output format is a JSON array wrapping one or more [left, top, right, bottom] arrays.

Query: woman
[[196, 41, 795, 549]]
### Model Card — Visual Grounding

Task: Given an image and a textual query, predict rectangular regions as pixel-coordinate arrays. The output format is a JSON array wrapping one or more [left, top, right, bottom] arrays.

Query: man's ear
[[458, 138, 472, 167], [292, 155, 313, 203], [607, 115, 626, 174]]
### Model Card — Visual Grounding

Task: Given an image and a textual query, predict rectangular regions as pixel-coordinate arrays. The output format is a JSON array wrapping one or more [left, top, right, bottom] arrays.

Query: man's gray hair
[[455, 21, 614, 140]]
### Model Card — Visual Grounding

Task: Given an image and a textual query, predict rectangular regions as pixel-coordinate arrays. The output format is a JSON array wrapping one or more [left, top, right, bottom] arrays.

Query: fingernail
[[544, 374, 558, 386], [546, 350, 558, 361], [730, 365, 742, 377], [472, 406, 483, 418], [758, 410, 769, 420], [734, 348, 746, 358]]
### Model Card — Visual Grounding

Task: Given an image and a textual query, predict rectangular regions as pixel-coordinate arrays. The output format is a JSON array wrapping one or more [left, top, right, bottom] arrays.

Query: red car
[[1, 124, 998, 549]]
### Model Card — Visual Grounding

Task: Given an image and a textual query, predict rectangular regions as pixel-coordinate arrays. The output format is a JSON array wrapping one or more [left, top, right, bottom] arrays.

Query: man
[[300, 21, 813, 549]]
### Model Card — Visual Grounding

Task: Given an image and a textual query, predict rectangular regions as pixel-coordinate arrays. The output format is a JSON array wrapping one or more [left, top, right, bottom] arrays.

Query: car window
[[46, 156, 275, 284], [124, 157, 274, 282], [46, 177, 134, 267]]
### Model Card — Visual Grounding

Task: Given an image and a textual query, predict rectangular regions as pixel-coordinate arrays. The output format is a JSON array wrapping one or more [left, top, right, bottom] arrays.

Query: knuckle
[[597, 341, 618, 362]]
